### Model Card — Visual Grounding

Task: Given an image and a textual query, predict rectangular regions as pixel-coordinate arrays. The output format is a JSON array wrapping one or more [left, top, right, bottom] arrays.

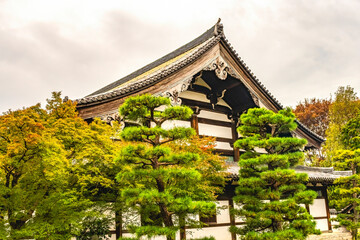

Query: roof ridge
[[77, 33, 222, 105], [86, 20, 224, 97]]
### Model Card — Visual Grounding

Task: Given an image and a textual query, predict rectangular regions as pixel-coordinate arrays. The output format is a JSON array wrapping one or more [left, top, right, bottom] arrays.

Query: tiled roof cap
[[226, 162, 352, 184]]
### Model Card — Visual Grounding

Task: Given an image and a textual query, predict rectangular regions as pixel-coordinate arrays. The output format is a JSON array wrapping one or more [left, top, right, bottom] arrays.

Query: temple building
[[76, 20, 351, 240]]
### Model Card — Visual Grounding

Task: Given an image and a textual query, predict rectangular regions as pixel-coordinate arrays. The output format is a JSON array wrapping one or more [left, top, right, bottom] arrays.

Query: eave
[[75, 19, 325, 147]]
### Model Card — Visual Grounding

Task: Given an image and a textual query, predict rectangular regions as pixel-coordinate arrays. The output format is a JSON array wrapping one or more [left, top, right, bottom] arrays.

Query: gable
[[76, 20, 324, 149]]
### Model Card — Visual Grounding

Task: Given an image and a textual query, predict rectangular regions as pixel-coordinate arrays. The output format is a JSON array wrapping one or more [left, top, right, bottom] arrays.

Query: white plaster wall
[[198, 110, 231, 122], [217, 200, 231, 224], [198, 123, 232, 139], [214, 141, 233, 150], [315, 218, 329, 231], [122, 233, 167, 240], [161, 120, 191, 130], [187, 226, 232, 240], [233, 202, 245, 223], [309, 199, 327, 217]]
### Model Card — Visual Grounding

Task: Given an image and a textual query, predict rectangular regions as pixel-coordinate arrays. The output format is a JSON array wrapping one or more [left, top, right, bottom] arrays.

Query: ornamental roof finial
[[214, 18, 223, 36]]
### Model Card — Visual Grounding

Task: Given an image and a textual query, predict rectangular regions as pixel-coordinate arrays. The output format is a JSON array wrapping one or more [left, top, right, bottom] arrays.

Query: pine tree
[[331, 114, 360, 240], [230, 108, 318, 240], [116, 94, 224, 240]]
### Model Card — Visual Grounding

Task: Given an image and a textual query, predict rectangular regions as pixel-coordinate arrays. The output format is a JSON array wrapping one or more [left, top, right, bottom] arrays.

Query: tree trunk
[[179, 214, 186, 240], [115, 209, 122, 239], [156, 177, 175, 240]]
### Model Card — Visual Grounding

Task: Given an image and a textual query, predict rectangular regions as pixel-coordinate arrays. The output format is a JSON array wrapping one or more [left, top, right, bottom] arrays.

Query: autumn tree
[[231, 108, 318, 239], [324, 86, 360, 165], [294, 98, 331, 138], [0, 92, 119, 239], [331, 114, 360, 240], [294, 98, 331, 166], [116, 94, 225, 240]]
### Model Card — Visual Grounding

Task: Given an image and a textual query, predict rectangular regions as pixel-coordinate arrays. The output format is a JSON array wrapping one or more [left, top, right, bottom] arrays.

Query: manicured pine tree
[[331, 114, 360, 240], [230, 108, 318, 240], [116, 94, 224, 240]]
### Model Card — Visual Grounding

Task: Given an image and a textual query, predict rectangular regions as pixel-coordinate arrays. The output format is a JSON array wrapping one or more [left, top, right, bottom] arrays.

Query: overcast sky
[[1, 0, 359, 113]]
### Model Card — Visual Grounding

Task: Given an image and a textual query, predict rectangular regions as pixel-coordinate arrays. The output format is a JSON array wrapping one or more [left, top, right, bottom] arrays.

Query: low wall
[[307, 232, 352, 240]]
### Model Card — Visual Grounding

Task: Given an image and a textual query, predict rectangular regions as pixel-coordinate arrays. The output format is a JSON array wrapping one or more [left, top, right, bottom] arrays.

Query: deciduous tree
[[293, 98, 331, 166], [294, 98, 331, 138], [324, 86, 360, 165], [331, 114, 360, 240], [0, 92, 119, 239]]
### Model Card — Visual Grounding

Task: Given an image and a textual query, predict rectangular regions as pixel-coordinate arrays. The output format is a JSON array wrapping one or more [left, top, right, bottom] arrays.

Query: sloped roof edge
[[215, 34, 325, 143], [87, 20, 222, 97], [227, 163, 352, 184], [75, 20, 325, 144]]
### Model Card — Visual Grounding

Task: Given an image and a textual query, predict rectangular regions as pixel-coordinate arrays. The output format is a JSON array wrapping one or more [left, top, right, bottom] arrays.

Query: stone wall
[[307, 232, 352, 240]]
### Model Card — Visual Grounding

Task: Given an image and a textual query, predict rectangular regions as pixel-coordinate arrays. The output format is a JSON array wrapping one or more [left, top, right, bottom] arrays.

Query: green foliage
[[116, 94, 225, 240], [75, 213, 113, 240], [324, 86, 360, 165], [231, 108, 318, 240], [0, 92, 119, 239], [331, 114, 360, 239], [341, 115, 360, 150]]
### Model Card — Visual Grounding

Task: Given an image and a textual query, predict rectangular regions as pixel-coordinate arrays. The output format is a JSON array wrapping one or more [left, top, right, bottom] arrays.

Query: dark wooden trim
[[191, 114, 199, 135], [305, 204, 310, 214], [216, 137, 233, 143], [323, 186, 332, 231], [214, 149, 234, 156], [231, 121, 239, 162], [313, 216, 328, 220], [229, 199, 237, 240], [181, 98, 231, 114], [199, 135, 233, 143], [197, 117, 232, 127], [200, 222, 232, 228]]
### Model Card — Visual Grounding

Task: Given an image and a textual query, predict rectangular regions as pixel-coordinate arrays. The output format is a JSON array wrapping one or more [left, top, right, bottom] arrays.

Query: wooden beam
[[323, 187, 332, 232], [229, 199, 237, 240], [181, 98, 231, 114], [214, 149, 234, 156], [231, 121, 239, 162], [191, 114, 199, 135], [197, 117, 232, 127]]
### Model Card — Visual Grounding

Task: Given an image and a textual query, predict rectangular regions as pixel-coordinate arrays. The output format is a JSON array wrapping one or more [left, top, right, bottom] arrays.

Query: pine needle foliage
[[116, 94, 224, 240], [331, 114, 360, 240], [230, 108, 319, 240]]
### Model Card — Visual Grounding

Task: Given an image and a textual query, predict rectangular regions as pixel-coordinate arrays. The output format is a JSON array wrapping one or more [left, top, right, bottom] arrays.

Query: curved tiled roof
[[226, 163, 352, 184], [76, 19, 283, 109], [75, 19, 324, 144], [76, 34, 221, 105]]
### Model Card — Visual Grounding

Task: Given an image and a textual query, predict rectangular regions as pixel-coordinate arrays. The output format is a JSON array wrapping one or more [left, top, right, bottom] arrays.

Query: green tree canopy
[[231, 108, 318, 240], [331, 114, 360, 240], [0, 92, 119, 239], [324, 86, 360, 165], [116, 94, 225, 240]]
